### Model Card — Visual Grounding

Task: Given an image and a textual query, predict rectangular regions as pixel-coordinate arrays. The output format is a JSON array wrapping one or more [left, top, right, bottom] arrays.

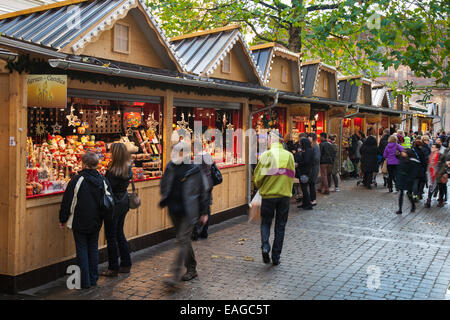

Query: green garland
[[7, 54, 272, 103]]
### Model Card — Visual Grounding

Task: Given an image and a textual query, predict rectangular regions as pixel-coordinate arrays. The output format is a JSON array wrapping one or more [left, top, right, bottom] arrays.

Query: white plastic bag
[[248, 191, 262, 222]]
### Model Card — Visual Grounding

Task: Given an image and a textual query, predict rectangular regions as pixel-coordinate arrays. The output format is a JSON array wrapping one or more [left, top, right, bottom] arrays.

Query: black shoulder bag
[[211, 162, 223, 186]]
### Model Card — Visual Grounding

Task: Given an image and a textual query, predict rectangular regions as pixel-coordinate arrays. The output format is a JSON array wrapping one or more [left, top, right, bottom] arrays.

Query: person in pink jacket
[[383, 135, 405, 192]]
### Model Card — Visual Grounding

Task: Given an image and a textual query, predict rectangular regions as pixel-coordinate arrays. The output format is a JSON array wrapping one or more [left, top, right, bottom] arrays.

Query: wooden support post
[[162, 90, 174, 169], [7, 72, 27, 276]]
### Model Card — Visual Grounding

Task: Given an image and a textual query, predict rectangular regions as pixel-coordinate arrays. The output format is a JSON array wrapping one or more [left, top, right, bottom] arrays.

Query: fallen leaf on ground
[[244, 256, 254, 262], [238, 242, 244, 245], [239, 238, 248, 241], [211, 255, 220, 259], [163, 273, 172, 278], [223, 256, 234, 260]]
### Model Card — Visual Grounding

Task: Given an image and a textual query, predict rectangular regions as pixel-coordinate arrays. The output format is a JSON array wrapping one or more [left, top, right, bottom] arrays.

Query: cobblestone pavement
[[10, 178, 450, 300]]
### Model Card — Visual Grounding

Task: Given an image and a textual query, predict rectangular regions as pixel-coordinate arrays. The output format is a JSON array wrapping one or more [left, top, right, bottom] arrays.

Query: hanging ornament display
[[51, 109, 62, 135], [36, 122, 47, 137], [226, 123, 234, 130], [146, 112, 158, 132], [96, 107, 107, 128], [177, 113, 192, 133], [124, 112, 142, 128], [66, 105, 79, 127]]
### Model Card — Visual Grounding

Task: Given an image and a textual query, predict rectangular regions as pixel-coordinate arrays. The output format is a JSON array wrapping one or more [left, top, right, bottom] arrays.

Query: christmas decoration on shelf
[[66, 105, 79, 127], [126, 126, 134, 137]]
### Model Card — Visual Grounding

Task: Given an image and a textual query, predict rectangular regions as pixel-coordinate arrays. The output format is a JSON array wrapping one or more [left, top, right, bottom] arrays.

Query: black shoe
[[191, 232, 198, 241], [272, 259, 280, 266], [410, 207, 416, 213], [262, 250, 270, 264], [181, 270, 198, 281], [199, 233, 208, 239], [388, 188, 393, 193], [301, 206, 313, 210], [396, 210, 402, 215]]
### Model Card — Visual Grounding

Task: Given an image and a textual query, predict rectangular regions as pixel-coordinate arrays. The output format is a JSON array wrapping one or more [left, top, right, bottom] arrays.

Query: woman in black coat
[[294, 138, 314, 210], [360, 135, 379, 189], [395, 149, 419, 214]]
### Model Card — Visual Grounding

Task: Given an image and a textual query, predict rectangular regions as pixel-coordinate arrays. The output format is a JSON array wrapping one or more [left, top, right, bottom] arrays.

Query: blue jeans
[[260, 197, 290, 261], [104, 205, 132, 271], [73, 231, 100, 289]]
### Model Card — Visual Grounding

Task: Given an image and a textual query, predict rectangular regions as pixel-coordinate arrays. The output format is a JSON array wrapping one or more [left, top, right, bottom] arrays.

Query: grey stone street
[[6, 177, 450, 300]]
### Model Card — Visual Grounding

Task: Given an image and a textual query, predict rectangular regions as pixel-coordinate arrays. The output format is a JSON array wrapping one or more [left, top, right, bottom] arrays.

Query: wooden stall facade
[[0, 1, 259, 293]]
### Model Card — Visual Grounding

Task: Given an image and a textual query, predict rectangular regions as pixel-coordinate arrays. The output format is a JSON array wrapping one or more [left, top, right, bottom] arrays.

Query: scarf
[[428, 151, 440, 183]]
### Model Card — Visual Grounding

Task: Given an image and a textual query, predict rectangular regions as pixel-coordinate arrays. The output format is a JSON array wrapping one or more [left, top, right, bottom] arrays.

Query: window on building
[[281, 66, 288, 83], [114, 23, 130, 54], [222, 53, 231, 73], [323, 74, 328, 92]]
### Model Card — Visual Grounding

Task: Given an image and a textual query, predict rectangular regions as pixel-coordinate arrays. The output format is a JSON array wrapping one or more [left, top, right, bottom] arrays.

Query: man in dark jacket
[[348, 132, 361, 178], [59, 152, 110, 289], [159, 141, 209, 288], [192, 151, 214, 240], [318, 132, 336, 195], [294, 138, 314, 210], [360, 129, 379, 189]]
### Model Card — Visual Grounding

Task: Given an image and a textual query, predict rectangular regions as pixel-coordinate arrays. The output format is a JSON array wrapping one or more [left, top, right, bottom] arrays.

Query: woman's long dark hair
[[108, 143, 131, 178]]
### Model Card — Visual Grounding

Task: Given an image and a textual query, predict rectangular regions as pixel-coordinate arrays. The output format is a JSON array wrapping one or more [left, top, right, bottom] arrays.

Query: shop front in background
[[172, 99, 247, 217], [291, 108, 326, 143]]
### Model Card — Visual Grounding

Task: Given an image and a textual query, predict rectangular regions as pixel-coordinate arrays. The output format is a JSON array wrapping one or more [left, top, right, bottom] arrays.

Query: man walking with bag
[[254, 131, 295, 266]]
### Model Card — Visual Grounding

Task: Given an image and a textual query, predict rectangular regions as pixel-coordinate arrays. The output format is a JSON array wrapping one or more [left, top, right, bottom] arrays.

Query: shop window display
[[172, 106, 243, 167], [26, 97, 163, 198]]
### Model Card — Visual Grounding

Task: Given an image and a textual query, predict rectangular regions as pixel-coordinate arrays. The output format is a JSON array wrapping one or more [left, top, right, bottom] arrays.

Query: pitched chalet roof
[[170, 25, 264, 84], [338, 75, 372, 103], [0, 0, 184, 71], [372, 86, 394, 108], [300, 60, 337, 97], [250, 42, 300, 86]]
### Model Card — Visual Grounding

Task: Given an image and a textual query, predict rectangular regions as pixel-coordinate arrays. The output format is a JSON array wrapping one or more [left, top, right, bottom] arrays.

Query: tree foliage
[[146, 0, 449, 88]]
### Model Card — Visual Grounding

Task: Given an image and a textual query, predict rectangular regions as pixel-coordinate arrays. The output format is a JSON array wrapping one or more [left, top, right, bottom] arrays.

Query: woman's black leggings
[[399, 190, 415, 211]]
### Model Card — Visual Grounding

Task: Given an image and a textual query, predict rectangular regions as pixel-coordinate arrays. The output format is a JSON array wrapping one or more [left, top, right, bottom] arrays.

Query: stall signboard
[[27, 75, 67, 108]]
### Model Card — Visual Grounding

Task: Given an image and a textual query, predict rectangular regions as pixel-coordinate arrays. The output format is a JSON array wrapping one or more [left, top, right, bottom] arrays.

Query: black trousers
[[387, 164, 398, 189], [399, 190, 415, 211], [260, 197, 290, 261], [363, 171, 373, 187], [300, 182, 312, 208]]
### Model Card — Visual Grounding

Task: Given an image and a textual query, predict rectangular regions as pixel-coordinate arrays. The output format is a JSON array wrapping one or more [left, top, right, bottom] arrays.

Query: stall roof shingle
[[0, 0, 123, 50]]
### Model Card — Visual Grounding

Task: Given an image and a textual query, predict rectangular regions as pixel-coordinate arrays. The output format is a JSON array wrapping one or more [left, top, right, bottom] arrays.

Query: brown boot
[[100, 269, 119, 277], [119, 266, 131, 273], [437, 200, 444, 207]]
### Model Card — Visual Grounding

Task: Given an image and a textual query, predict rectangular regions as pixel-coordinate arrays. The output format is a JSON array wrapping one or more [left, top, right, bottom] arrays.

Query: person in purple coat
[[383, 135, 405, 192]]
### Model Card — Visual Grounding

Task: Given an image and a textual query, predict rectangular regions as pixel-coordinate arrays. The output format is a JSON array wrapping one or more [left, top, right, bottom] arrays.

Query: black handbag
[[101, 179, 115, 215], [211, 162, 223, 186]]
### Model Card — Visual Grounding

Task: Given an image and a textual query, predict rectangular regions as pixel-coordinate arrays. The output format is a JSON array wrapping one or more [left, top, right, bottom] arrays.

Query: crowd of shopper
[[59, 128, 449, 290]]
